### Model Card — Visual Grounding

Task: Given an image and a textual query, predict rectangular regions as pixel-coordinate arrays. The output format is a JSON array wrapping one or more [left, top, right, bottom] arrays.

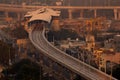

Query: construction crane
[[85, 17, 106, 51]]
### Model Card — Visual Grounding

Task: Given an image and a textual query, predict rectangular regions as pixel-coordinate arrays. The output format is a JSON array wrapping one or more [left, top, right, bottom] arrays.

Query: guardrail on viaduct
[[29, 26, 117, 80]]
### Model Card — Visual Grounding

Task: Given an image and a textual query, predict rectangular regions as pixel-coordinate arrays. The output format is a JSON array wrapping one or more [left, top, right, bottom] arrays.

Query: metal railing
[[0, 4, 120, 10], [29, 26, 117, 80]]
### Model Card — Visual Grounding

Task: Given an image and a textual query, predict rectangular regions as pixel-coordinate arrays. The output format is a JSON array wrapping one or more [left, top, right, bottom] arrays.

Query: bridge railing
[[29, 26, 117, 80], [42, 28, 117, 80], [0, 3, 120, 10]]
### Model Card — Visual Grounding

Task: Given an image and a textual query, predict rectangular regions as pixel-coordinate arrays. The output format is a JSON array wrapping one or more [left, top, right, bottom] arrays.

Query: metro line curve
[[29, 21, 117, 80]]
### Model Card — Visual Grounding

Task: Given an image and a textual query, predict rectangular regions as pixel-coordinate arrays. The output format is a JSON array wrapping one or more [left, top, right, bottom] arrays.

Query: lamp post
[[110, 62, 112, 80], [9, 47, 12, 66], [110, 55, 114, 80]]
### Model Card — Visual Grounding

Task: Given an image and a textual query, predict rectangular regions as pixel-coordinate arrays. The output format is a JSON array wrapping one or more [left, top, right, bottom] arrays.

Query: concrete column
[[118, 10, 120, 20], [21, 13, 25, 18], [80, 9, 83, 18], [51, 16, 60, 31], [94, 9, 97, 18], [5, 12, 9, 18], [17, 13, 21, 20], [68, 9, 72, 19], [114, 9, 118, 20]]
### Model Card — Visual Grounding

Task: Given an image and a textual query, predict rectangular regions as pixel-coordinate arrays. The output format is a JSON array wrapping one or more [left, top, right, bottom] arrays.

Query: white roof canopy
[[24, 8, 46, 17], [25, 7, 60, 23], [29, 13, 52, 23]]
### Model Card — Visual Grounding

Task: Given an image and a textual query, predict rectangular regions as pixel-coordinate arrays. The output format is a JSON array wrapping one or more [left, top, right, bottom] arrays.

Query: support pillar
[[94, 9, 97, 18], [51, 16, 60, 31], [118, 10, 120, 20], [21, 13, 25, 18], [17, 13, 21, 21], [68, 9, 72, 19], [5, 12, 9, 18], [80, 10, 83, 18], [4, 12, 12, 23], [114, 9, 118, 20]]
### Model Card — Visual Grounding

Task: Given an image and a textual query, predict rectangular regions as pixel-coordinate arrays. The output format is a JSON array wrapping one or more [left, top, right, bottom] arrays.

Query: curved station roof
[[24, 7, 60, 23]]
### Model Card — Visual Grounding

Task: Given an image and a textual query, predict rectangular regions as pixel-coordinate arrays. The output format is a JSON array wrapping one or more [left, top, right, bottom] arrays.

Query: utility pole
[[110, 55, 114, 80]]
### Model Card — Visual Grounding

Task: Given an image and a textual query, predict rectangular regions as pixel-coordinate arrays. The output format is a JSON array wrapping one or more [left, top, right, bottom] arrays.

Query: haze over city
[[0, 0, 120, 80], [0, 0, 120, 6]]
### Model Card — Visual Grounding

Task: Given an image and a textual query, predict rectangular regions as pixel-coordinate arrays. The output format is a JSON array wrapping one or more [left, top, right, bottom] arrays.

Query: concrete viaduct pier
[[0, 4, 120, 20]]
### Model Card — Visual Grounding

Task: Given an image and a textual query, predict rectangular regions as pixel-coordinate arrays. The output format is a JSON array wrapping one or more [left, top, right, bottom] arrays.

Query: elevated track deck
[[29, 26, 117, 80]]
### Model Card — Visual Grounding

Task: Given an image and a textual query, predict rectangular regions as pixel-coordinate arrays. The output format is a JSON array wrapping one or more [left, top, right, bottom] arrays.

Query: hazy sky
[[0, 0, 120, 6]]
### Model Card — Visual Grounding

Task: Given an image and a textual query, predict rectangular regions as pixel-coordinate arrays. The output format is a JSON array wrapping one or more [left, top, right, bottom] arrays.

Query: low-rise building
[[0, 65, 4, 78], [16, 39, 35, 59], [114, 35, 120, 52]]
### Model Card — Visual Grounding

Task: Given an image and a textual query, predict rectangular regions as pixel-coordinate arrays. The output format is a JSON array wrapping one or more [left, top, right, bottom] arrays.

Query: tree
[[112, 64, 120, 80], [1, 27, 11, 34], [10, 26, 28, 39], [0, 40, 15, 65], [48, 28, 78, 41], [2, 59, 43, 80], [73, 74, 83, 80]]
